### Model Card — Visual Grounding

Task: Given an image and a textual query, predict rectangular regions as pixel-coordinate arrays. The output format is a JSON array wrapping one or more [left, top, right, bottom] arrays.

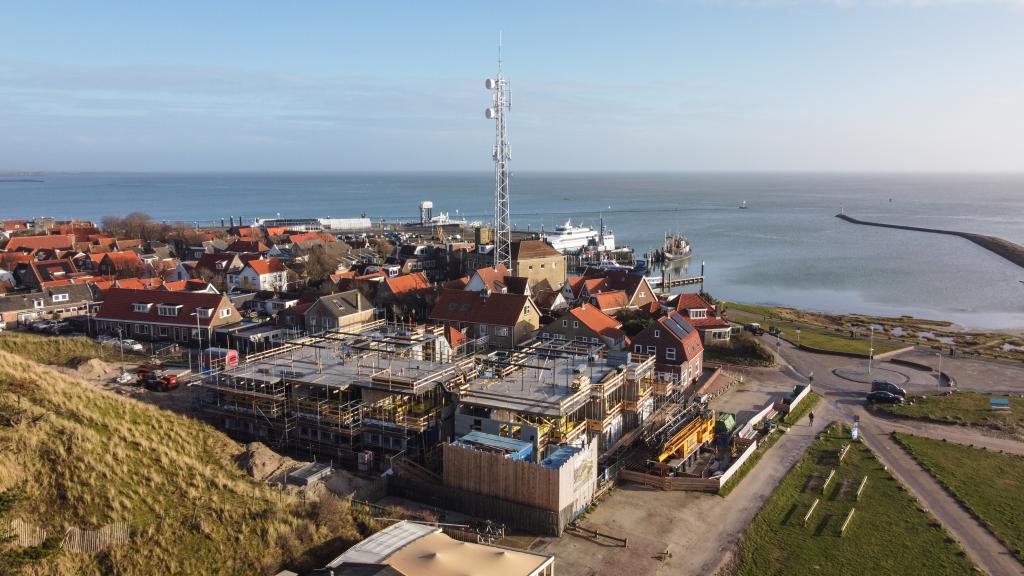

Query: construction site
[[193, 319, 740, 534]]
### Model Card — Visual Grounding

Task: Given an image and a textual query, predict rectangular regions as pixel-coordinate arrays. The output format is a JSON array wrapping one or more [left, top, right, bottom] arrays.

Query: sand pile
[[69, 358, 119, 380], [237, 442, 301, 483]]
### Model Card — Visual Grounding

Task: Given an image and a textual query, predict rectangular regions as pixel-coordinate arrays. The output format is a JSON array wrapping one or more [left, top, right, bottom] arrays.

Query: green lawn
[[736, 424, 976, 576], [877, 392, 1023, 435], [895, 434, 1024, 561], [725, 303, 904, 356]]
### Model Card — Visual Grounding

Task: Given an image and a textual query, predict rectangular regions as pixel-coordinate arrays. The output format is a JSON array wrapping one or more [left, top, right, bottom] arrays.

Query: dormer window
[[157, 304, 182, 317], [688, 308, 707, 319], [133, 303, 152, 313], [52, 293, 69, 302], [195, 307, 213, 319]]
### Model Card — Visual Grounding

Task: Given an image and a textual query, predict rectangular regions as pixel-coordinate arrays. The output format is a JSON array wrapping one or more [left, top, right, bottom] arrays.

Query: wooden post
[[840, 507, 856, 536], [856, 476, 868, 501], [822, 469, 836, 494], [803, 498, 820, 527]]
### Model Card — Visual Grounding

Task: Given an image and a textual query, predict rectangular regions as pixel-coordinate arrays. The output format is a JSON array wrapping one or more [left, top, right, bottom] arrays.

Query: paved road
[[768, 337, 1024, 576], [537, 407, 831, 576]]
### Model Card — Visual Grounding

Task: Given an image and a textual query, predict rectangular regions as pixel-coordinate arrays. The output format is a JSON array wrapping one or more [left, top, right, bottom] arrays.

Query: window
[[540, 264, 545, 269], [496, 327, 509, 336], [639, 291, 645, 298], [220, 308, 232, 318], [195, 307, 212, 319], [157, 304, 181, 317], [575, 335, 587, 342], [479, 325, 489, 336], [666, 347, 676, 361], [528, 265, 533, 270], [33, 299, 44, 309], [136, 324, 150, 334], [524, 304, 531, 314], [654, 329, 660, 338], [542, 332, 550, 339], [52, 293, 69, 302], [562, 320, 568, 327], [689, 308, 707, 319], [132, 303, 152, 313], [573, 321, 579, 328], [646, 346, 656, 355], [591, 337, 599, 344], [634, 344, 642, 353], [158, 326, 169, 337]]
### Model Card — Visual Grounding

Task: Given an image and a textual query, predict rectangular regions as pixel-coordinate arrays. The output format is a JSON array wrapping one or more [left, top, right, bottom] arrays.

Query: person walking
[[808, 411, 815, 426]]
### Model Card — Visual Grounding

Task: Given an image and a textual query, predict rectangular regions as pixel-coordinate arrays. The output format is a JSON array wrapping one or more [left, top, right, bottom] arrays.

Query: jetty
[[836, 214, 1024, 270]]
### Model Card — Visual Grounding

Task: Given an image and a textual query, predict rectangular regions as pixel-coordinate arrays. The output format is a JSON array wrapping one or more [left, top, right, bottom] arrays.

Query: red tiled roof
[[247, 258, 287, 275], [116, 277, 164, 290], [569, 303, 625, 340], [95, 288, 232, 326], [470, 264, 509, 293], [443, 276, 470, 290], [673, 293, 731, 329], [103, 251, 143, 270], [385, 272, 432, 296], [288, 232, 336, 244], [592, 290, 629, 312], [446, 326, 467, 349], [226, 240, 269, 253], [5, 234, 76, 252], [511, 239, 562, 260], [430, 289, 530, 327]]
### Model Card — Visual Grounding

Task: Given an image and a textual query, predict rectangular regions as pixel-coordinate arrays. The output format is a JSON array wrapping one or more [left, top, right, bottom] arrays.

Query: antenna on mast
[[485, 33, 512, 270]]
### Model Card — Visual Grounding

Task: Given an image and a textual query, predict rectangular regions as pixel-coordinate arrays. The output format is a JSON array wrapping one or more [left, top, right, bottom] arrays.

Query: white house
[[226, 258, 288, 292]]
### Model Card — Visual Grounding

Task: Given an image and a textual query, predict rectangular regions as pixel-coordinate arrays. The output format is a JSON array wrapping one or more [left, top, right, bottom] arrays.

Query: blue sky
[[1, 1, 1021, 172]]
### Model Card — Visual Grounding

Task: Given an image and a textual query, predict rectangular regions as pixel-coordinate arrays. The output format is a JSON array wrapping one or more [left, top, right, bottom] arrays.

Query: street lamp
[[937, 350, 943, 390], [868, 326, 875, 375], [796, 327, 801, 348], [190, 311, 203, 374]]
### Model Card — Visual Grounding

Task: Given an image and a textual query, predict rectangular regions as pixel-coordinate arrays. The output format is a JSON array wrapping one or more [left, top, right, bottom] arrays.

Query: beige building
[[510, 240, 565, 293]]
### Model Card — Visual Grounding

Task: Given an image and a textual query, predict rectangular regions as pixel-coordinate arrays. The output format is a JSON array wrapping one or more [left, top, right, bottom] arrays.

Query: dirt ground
[[55, 357, 199, 415]]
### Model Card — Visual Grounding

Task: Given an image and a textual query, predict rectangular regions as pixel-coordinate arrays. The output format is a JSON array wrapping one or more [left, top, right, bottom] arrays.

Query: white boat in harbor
[[543, 219, 616, 253], [739, 200, 748, 209], [662, 233, 692, 261]]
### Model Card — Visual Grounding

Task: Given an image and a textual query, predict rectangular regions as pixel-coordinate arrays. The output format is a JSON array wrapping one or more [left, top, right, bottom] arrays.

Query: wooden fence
[[62, 522, 130, 554], [4, 519, 46, 547]]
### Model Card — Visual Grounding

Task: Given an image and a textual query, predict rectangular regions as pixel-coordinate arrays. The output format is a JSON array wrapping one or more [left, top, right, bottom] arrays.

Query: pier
[[837, 214, 1024, 270], [651, 275, 704, 290]]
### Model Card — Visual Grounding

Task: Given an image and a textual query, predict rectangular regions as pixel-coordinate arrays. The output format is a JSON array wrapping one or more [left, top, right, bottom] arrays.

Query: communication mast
[[485, 34, 511, 269]]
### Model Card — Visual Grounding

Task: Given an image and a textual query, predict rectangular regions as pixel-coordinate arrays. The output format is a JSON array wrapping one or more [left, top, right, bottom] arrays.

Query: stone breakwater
[[837, 214, 1024, 270]]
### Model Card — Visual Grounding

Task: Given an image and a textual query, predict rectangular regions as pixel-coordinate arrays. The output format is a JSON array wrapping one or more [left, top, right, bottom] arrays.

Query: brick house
[[93, 288, 242, 344], [671, 293, 733, 345], [429, 288, 540, 348], [563, 269, 656, 310], [630, 311, 704, 387], [538, 302, 627, 350], [303, 290, 375, 333], [510, 240, 566, 293], [0, 283, 96, 326]]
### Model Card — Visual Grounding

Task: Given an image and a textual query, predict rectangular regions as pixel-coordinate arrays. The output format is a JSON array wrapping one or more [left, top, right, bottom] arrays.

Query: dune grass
[[0, 332, 138, 366], [895, 434, 1024, 561], [735, 424, 976, 576], [0, 350, 374, 575], [877, 392, 1023, 435]]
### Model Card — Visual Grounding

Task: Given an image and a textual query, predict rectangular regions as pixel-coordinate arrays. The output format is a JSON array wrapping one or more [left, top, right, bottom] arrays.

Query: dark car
[[867, 390, 904, 405], [871, 380, 907, 398]]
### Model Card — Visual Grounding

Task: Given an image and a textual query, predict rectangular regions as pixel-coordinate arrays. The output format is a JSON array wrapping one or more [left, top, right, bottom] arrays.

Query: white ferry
[[543, 219, 616, 253]]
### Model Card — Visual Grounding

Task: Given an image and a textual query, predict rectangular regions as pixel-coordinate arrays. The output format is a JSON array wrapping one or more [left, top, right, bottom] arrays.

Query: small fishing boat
[[662, 233, 692, 261]]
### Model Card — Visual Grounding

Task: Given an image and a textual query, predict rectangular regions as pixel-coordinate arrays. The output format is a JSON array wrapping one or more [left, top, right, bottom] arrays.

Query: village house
[[375, 271, 435, 321], [429, 288, 540, 348], [97, 251, 145, 278], [3, 234, 76, 254], [630, 310, 704, 386], [0, 283, 96, 326], [303, 289, 375, 333], [670, 292, 733, 345], [538, 302, 628, 350], [226, 257, 289, 292], [563, 268, 657, 310], [12, 259, 80, 290], [93, 287, 242, 344], [510, 240, 566, 292], [463, 264, 531, 295]]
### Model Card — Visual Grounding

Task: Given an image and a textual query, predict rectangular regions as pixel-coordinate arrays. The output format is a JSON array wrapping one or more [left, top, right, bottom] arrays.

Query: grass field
[[877, 392, 1023, 435], [895, 434, 1024, 561], [735, 424, 976, 575], [725, 304, 904, 356], [0, 350, 374, 574], [0, 331, 141, 366]]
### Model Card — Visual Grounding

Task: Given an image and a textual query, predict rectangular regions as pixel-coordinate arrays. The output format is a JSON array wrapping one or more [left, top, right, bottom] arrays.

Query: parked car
[[768, 326, 783, 336], [31, 320, 56, 332], [866, 390, 904, 405], [136, 364, 180, 391], [744, 323, 765, 336], [871, 380, 907, 398], [120, 338, 144, 352]]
